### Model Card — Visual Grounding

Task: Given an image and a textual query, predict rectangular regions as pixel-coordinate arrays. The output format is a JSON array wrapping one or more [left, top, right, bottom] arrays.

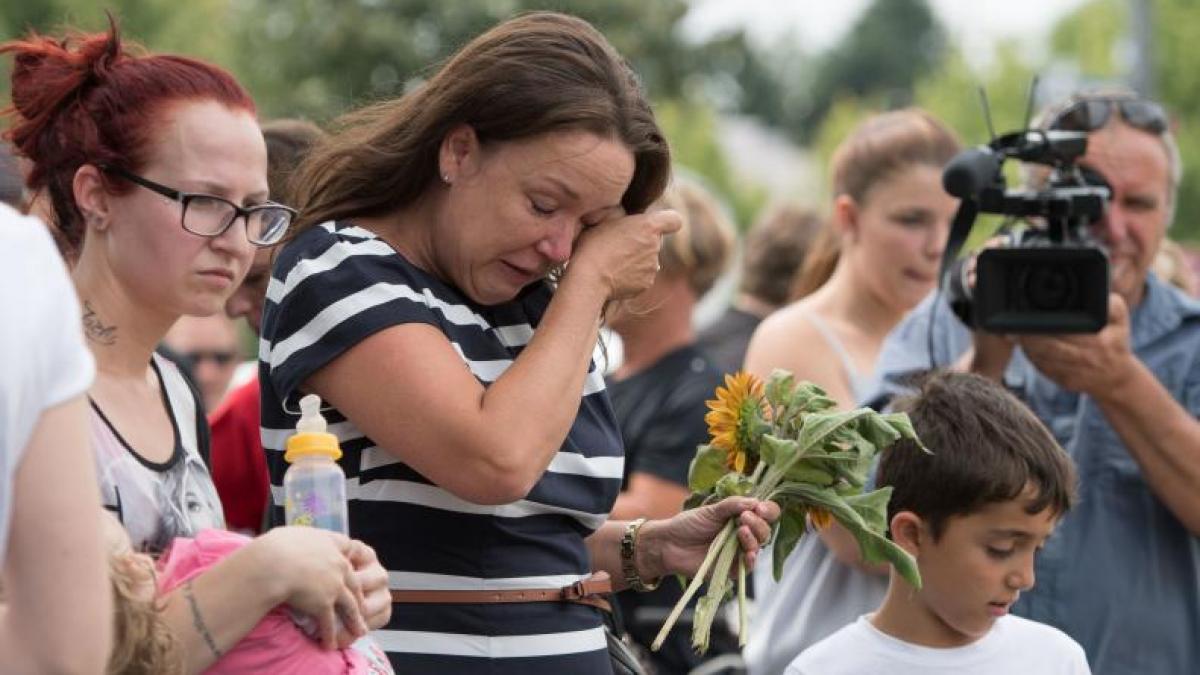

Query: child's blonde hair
[[105, 525, 181, 674]]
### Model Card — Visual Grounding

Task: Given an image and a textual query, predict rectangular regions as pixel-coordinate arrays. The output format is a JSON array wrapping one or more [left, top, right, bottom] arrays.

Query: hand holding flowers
[[635, 497, 779, 581], [651, 370, 927, 653]]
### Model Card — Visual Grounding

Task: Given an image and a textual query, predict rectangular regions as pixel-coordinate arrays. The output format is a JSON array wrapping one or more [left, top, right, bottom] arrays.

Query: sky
[[684, 0, 1093, 68]]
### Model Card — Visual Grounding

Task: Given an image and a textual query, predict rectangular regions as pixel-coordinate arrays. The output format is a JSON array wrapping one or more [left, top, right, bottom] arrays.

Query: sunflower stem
[[651, 520, 736, 651], [691, 533, 740, 652], [737, 555, 748, 648]]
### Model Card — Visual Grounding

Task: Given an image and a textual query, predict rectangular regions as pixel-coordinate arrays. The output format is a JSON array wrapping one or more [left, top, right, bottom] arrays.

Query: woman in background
[[743, 108, 960, 675], [606, 179, 736, 671], [3, 23, 390, 673]]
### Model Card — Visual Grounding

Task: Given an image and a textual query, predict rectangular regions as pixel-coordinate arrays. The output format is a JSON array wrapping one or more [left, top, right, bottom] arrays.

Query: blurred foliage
[[224, 0, 702, 121], [1050, 0, 1200, 241], [3, 0, 1199, 241], [1152, 0, 1200, 242], [767, 0, 946, 143], [1050, 0, 1124, 78], [0, 0, 770, 232], [0, 0, 235, 98], [655, 99, 765, 229]]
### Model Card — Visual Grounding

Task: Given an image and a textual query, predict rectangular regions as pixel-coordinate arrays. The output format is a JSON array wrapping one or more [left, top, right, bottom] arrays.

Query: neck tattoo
[[82, 300, 118, 346]]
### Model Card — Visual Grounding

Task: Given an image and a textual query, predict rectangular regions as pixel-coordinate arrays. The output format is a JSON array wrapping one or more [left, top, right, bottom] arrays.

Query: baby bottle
[[283, 394, 348, 535]]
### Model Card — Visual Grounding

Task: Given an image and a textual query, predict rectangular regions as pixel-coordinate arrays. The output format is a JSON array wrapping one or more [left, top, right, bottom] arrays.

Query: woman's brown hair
[[791, 108, 960, 299], [292, 11, 670, 232]]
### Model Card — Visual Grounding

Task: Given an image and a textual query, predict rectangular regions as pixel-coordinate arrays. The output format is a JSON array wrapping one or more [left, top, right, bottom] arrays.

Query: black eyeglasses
[[99, 164, 296, 246], [1047, 96, 1169, 135]]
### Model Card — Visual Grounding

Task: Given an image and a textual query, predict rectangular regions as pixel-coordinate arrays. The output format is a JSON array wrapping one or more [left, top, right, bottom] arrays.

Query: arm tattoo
[[82, 300, 117, 346], [182, 580, 223, 659]]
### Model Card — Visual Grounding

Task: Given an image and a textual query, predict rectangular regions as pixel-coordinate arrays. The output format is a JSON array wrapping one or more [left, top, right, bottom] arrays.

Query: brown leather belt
[[389, 571, 612, 613]]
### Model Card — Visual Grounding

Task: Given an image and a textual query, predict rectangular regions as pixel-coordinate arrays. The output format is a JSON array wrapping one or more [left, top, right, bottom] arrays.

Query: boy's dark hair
[[879, 370, 1077, 539]]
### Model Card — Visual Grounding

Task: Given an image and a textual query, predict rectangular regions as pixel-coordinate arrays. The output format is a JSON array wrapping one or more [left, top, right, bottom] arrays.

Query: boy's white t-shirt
[[786, 614, 1091, 675]]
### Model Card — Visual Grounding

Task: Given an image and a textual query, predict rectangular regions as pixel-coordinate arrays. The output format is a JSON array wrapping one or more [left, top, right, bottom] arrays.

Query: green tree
[[655, 99, 766, 230], [1, 0, 235, 102], [1050, 0, 1200, 241], [0, 0, 770, 233], [1049, 0, 1124, 79], [787, 0, 945, 141], [223, 0, 727, 121]]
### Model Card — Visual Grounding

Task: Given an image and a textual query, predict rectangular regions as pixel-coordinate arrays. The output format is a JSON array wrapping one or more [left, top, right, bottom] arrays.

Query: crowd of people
[[0, 10, 1197, 675]]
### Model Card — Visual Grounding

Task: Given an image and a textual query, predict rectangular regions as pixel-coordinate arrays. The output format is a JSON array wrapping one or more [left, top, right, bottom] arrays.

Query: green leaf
[[760, 434, 800, 467], [769, 481, 921, 589], [745, 413, 773, 459], [856, 414, 904, 450], [798, 409, 874, 449], [771, 503, 809, 582], [783, 460, 837, 486], [688, 445, 728, 493], [764, 369, 796, 409], [843, 486, 893, 534], [788, 381, 837, 414], [682, 490, 710, 511], [881, 412, 927, 450], [715, 472, 755, 498]]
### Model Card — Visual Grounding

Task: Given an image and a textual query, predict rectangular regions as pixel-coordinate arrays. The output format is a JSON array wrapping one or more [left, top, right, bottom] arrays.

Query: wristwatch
[[620, 518, 662, 592]]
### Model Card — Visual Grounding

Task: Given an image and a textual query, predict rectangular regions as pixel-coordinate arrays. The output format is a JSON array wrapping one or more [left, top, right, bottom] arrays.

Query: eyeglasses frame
[[97, 164, 296, 247]]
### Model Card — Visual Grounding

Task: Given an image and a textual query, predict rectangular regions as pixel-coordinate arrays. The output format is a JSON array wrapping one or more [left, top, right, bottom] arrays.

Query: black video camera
[[940, 129, 1112, 333]]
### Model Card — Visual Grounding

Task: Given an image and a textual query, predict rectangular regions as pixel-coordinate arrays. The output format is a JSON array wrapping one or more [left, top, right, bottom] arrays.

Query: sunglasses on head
[[1048, 96, 1169, 135], [184, 350, 237, 366]]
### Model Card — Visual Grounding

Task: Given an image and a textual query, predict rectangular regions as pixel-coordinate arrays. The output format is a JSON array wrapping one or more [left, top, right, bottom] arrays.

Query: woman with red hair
[[2, 22, 390, 672]]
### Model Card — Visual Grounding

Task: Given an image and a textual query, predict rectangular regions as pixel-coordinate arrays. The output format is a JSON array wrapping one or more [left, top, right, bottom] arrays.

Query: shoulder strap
[[798, 308, 863, 383]]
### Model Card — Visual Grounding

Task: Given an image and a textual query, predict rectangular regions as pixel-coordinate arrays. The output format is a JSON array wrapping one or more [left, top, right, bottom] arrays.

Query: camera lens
[[1018, 263, 1079, 311]]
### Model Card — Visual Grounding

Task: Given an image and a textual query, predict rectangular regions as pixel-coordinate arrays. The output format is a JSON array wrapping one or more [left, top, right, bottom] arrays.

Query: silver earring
[[442, 173, 451, 184]]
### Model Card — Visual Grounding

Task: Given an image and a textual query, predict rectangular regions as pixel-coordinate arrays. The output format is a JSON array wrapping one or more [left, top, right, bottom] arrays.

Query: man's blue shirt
[[871, 274, 1200, 675]]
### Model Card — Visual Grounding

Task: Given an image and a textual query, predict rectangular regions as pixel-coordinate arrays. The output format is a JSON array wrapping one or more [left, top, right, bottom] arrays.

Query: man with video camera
[[871, 90, 1200, 675]]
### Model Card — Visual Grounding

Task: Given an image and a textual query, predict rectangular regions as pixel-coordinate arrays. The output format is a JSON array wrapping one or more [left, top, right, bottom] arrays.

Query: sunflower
[[808, 508, 834, 530], [705, 371, 766, 474]]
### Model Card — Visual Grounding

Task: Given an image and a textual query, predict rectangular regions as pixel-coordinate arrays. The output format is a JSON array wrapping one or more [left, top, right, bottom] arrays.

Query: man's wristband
[[620, 518, 661, 592]]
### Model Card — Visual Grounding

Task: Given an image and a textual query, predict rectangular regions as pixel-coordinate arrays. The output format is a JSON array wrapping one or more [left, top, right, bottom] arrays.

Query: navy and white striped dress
[[259, 221, 623, 673]]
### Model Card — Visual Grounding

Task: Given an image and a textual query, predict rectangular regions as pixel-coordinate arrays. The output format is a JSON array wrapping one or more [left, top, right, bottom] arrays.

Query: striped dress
[[259, 221, 623, 673]]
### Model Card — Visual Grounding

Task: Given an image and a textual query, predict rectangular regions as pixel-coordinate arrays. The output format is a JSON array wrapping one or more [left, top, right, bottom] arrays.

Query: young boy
[[786, 371, 1090, 674]]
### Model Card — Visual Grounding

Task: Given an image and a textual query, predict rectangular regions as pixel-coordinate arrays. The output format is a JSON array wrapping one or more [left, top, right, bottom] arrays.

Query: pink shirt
[[157, 529, 392, 674]]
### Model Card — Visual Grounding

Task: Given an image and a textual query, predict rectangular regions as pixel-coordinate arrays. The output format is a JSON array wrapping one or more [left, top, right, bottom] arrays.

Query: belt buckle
[[563, 578, 588, 601]]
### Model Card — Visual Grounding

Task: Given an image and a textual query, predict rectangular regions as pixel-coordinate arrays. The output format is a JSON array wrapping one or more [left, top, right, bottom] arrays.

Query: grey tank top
[[799, 309, 880, 405]]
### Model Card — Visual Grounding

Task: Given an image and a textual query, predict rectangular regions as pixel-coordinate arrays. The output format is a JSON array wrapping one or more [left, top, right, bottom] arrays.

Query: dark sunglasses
[[184, 350, 238, 366], [1048, 97, 1168, 135]]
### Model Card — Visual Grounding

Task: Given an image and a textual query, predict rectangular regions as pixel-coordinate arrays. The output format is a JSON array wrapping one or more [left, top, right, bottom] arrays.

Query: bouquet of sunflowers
[[651, 369, 926, 654]]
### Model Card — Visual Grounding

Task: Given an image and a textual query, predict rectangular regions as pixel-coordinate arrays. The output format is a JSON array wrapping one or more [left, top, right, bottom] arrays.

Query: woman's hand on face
[[637, 497, 780, 580], [569, 209, 682, 301], [257, 527, 369, 650]]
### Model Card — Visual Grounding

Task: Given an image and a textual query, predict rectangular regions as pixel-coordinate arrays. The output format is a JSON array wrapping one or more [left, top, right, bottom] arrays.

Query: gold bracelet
[[620, 518, 661, 592]]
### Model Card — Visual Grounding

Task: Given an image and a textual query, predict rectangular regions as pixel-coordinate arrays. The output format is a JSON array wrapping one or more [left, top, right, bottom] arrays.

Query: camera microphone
[[942, 147, 1001, 199]]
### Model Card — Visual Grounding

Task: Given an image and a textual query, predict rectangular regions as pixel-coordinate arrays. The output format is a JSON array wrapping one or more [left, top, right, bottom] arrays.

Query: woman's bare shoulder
[[743, 301, 838, 380]]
